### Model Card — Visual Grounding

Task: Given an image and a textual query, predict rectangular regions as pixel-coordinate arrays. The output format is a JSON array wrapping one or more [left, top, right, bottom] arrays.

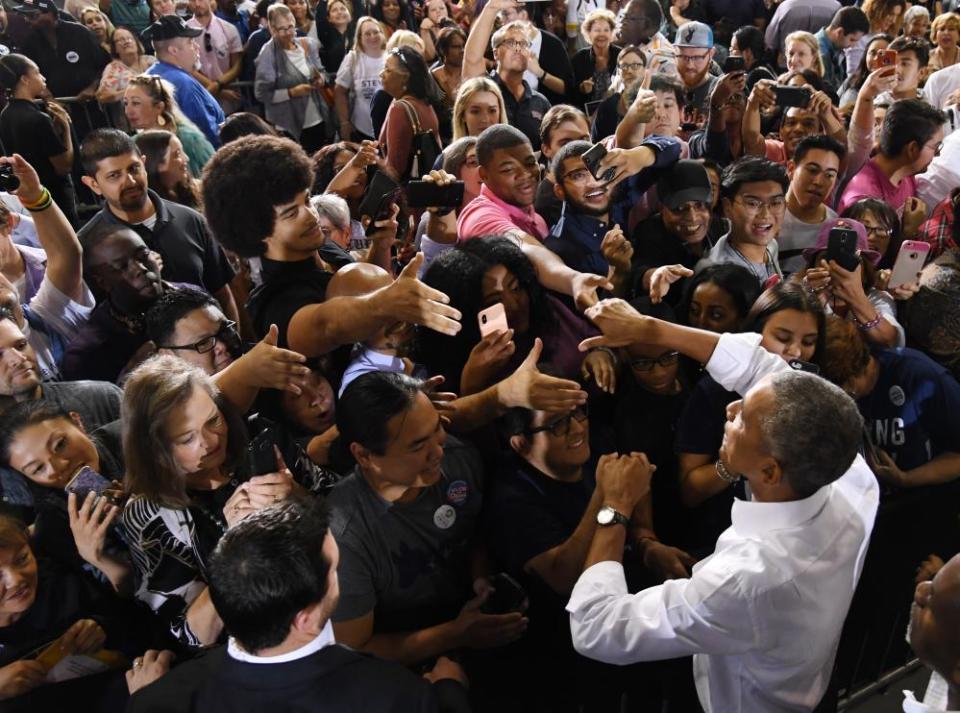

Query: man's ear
[[786, 160, 796, 180], [759, 457, 785, 490], [81, 175, 103, 197], [552, 180, 566, 201], [291, 599, 325, 638], [350, 442, 375, 471], [509, 433, 530, 456], [721, 196, 734, 220], [478, 164, 488, 185]]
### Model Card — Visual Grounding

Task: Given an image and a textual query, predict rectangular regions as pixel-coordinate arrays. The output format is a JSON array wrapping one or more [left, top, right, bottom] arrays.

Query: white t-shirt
[[335, 51, 385, 138], [923, 63, 960, 110]]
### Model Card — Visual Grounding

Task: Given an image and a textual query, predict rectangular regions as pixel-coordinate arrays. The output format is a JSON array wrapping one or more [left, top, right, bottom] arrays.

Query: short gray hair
[[310, 193, 351, 231], [904, 5, 930, 23], [758, 371, 863, 498]]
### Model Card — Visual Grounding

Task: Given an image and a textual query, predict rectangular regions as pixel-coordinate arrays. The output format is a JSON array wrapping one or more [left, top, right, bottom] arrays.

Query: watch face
[[597, 507, 614, 525]]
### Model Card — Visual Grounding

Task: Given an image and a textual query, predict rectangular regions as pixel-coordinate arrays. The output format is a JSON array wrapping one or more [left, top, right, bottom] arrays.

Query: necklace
[[729, 241, 773, 282]]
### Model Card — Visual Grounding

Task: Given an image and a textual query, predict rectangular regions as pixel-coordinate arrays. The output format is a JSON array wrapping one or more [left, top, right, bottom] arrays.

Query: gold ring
[[133, 658, 143, 668]]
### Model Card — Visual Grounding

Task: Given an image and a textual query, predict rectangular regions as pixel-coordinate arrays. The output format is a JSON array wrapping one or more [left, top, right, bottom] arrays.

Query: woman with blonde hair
[[451, 76, 506, 141], [930, 12, 960, 72], [335, 15, 386, 140], [80, 7, 114, 54], [572, 8, 620, 104], [123, 74, 215, 176], [783, 31, 825, 79]]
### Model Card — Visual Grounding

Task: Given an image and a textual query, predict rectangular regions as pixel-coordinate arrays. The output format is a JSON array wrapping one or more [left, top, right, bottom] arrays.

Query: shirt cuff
[[566, 559, 628, 615], [704, 332, 764, 393]]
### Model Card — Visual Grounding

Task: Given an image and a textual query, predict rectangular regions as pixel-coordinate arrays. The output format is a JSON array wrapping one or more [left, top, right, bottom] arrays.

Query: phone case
[[888, 240, 930, 289], [405, 180, 465, 208], [827, 228, 860, 272], [64, 466, 111, 502], [357, 170, 400, 219], [477, 303, 509, 337], [877, 49, 897, 68]]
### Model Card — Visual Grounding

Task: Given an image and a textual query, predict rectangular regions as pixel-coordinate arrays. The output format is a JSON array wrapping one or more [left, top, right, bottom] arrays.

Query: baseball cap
[[656, 160, 712, 211], [8, 0, 57, 15], [803, 218, 882, 266], [141, 15, 203, 43], [675, 21, 714, 49]]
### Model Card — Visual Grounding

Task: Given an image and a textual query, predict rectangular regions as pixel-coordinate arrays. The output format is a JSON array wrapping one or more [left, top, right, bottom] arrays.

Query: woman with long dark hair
[[135, 129, 202, 210]]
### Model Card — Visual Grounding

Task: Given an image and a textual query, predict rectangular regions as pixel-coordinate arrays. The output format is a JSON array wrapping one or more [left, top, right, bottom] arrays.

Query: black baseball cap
[[656, 160, 712, 211], [8, 0, 57, 15], [141, 15, 203, 42]]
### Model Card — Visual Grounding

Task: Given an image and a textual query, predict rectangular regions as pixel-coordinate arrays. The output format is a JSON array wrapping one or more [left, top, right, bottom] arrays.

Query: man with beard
[[567, 297, 879, 713], [545, 138, 679, 279], [672, 21, 718, 131], [77, 129, 239, 325]]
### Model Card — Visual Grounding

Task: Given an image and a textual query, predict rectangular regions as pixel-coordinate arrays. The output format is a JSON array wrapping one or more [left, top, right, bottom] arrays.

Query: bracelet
[[22, 187, 51, 212], [852, 311, 882, 330], [715, 459, 740, 484], [801, 276, 827, 294]]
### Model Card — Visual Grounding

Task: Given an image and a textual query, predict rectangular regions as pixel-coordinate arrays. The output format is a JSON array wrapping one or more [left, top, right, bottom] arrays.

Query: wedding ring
[[133, 658, 143, 669]]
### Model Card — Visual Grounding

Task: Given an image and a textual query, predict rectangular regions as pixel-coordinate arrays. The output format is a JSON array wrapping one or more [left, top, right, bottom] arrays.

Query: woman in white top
[[255, 3, 333, 154], [334, 15, 385, 140]]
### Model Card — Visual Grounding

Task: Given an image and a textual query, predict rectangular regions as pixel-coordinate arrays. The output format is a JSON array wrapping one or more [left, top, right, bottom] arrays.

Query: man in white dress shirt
[[566, 298, 881, 713]]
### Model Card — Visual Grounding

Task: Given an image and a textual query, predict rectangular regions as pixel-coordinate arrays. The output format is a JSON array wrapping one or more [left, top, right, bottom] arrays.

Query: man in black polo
[[489, 22, 551, 151], [14, 0, 108, 130], [77, 129, 239, 324]]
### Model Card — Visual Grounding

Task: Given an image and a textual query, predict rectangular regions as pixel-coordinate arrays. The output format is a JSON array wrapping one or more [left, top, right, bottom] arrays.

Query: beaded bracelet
[[852, 311, 882, 331], [21, 187, 51, 213]]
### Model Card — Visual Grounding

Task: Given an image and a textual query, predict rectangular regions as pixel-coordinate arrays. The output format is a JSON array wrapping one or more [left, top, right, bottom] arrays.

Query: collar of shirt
[[731, 482, 831, 537], [352, 346, 405, 371], [227, 620, 335, 664], [903, 689, 960, 713], [478, 184, 548, 240], [494, 72, 533, 103], [102, 189, 168, 229]]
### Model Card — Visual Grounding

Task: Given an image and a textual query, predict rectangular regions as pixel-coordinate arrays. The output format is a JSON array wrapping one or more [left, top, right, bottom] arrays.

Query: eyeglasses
[[561, 167, 594, 184], [629, 351, 679, 371], [733, 196, 787, 214], [204, 31, 213, 53], [273, 23, 296, 33], [618, 61, 645, 71], [926, 140, 943, 155], [677, 52, 710, 64], [497, 38, 531, 51], [526, 405, 588, 438], [862, 224, 892, 238], [159, 320, 241, 355], [666, 200, 708, 214]]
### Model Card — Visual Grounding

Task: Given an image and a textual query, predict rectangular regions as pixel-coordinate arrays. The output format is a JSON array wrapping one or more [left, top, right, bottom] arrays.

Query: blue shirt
[[816, 27, 845, 89], [146, 60, 225, 147]]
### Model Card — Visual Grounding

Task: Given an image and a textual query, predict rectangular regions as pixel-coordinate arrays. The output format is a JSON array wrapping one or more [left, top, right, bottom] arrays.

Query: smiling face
[[587, 18, 612, 49], [481, 264, 530, 335], [7, 415, 101, 491], [158, 135, 190, 190], [359, 19, 384, 54], [759, 308, 819, 362], [0, 541, 38, 624], [523, 407, 590, 474], [785, 38, 815, 73], [123, 85, 164, 130], [165, 385, 228, 476], [327, 0, 350, 24], [555, 154, 612, 217], [661, 199, 710, 244], [284, 0, 308, 22], [265, 188, 324, 260], [788, 147, 840, 211], [906, 14, 930, 39], [463, 91, 501, 136], [280, 369, 335, 434], [478, 142, 540, 208], [160, 304, 236, 375], [724, 179, 786, 248], [381, 0, 401, 23]]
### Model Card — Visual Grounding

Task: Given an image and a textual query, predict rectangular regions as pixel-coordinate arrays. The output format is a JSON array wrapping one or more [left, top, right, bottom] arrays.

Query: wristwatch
[[596, 506, 629, 529]]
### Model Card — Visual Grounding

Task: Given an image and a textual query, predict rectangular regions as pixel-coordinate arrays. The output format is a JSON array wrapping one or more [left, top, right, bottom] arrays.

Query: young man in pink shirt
[[838, 99, 945, 214]]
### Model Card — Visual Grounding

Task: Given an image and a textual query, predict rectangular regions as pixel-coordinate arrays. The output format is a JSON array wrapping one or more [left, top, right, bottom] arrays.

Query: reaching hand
[[581, 348, 617, 394], [571, 271, 614, 311], [595, 452, 656, 511], [643, 541, 696, 580], [860, 66, 897, 102], [0, 661, 46, 700], [0, 154, 42, 204], [600, 225, 632, 273], [628, 89, 658, 123], [423, 656, 469, 687], [240, 324, 310, 394], [648, 264, 693, 304], [454, 590, 528, 649], [461, 328, 516, 393], [871, 449, 909, 487], [579, 298, 650, 351], [126, 650, 174, 695], [383, 253, 462, 336], [60, 618, 106, 656], [497, 338, 588, 411]]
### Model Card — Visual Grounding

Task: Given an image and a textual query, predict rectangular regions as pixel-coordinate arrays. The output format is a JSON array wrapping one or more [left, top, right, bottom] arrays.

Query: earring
[[157, 114, 166, 126]]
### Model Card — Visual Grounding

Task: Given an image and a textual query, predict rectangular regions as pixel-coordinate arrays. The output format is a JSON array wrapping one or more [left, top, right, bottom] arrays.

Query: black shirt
[[491, 72, 551, 151], [590, 92, 621, 143], [78, 190, 234, 298], [0, 98, 76, 224], [316, 21, 351, 74], [628, 213, 718, 304], [533, 29, 575, 107], [247, 255, 333, 347], [20, 21, 109, 98]]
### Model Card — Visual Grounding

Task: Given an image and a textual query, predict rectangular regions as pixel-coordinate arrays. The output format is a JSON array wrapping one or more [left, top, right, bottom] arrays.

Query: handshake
[[595, 451, 656, 512]]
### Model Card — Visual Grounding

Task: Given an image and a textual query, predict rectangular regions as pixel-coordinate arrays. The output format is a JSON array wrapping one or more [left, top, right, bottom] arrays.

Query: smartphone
[[722, 55, 745, 73], [477, 303, 509, 337], [405, 180, 465, 209], [787, 358, 820, 375], [584, 100, 602, 118], [246, 424, 279, 478], [876, 49, 898, 69], [64, 466, 112, 503], [358, 170, 401, 235], [827, 226, 861, 272], [773, 85, 811, 108], [888, 240, 930, 290], [581, 142, 616, 183], [480, 573, 527, 615]]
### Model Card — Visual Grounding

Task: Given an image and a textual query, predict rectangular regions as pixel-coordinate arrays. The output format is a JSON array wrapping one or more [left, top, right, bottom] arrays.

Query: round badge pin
[[65, 51, 80, 64], [433, 504, 456, 530], [0, 45, 10, 57], [446, 480, 469, 507], [889, 385, 905, 407]]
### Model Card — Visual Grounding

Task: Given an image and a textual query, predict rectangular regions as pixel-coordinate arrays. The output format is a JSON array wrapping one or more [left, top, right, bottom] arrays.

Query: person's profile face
[[909, 554, 960, 680], [86, 230, 162, 301], [361, 392, 446, 491], [0, 541, 38, 621], [162, 305, 235, 375], [718, 381, 776, 487], [280, 369, 336, 434]]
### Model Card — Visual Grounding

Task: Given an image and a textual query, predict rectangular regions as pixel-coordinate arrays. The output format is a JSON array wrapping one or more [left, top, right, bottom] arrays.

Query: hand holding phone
[[888, 240, 930, 290], [64, 466, 112, 502], [406, 180, 465, 209], [773, 85, 811, 108], [826, 225, 860, 272], [477, 303, 509, 337], [480, 573, 528, 614], [722, 55, 745, 73], [581, 142, 616, 183]]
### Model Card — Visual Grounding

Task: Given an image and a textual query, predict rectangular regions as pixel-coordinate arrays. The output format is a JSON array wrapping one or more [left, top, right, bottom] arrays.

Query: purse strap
[[397, 98, 423, 134]]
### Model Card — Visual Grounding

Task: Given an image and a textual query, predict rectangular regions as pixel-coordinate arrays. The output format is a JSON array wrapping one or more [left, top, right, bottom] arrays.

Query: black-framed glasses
[[629, 351, 679, 371], [526, 405, 588, 438], [204, 31, 213, 53], [158, 320, 241, 355], [618, 61, 645, 71]]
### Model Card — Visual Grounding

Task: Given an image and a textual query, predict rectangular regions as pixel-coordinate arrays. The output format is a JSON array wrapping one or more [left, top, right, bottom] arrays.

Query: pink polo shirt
[[838, 158, 916, 215], [456, 184, 549, 243]]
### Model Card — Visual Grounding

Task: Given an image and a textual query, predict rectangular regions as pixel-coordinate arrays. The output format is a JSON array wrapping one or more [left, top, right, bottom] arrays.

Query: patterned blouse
[[98, 56, 157, 98]]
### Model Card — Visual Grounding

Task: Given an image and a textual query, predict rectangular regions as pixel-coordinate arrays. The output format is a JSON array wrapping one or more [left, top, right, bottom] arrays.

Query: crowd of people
[[0, 0, 958, 710]]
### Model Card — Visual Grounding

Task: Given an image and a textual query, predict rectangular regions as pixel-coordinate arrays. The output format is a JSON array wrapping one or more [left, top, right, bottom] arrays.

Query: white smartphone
[[477, 303, 509, 337], [888, 240, 930, 290]]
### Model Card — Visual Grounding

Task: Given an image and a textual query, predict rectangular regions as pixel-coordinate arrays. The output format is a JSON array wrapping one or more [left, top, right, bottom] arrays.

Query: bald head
[[326, 263, 393, 299], [911, 554, 960, 686]]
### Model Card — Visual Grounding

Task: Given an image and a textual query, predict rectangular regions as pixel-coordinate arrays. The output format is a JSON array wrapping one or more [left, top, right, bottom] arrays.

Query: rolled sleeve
[[704, 332, 789, 395]]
